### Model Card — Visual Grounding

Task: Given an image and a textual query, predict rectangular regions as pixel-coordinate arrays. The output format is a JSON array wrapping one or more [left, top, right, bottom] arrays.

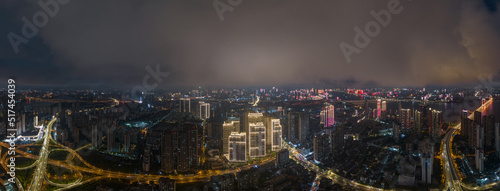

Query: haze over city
[[1, 0, 500, 88]]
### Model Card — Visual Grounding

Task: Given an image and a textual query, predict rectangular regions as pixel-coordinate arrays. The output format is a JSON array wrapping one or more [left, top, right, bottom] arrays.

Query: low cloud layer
[[1, 0, 499, 88]]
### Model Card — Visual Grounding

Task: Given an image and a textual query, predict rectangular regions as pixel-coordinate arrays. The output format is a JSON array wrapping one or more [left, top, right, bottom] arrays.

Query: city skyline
[[2, 1, 500, 190]]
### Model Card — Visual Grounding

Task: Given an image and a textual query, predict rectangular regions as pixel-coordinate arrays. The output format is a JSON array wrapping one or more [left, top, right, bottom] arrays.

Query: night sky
[[1, 0, 500, 88]]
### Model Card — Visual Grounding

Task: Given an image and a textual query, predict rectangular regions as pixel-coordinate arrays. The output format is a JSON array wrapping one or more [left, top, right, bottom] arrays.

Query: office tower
[[199, 101, 210, 120], [143, 146, 151, 172], [270, 119, 282, 151], [179, 98, 191, 113], [249, 122, 266, 158], [476, 125, 484, 172], [314, 133, 330, 161], [158, 177, 176, 191], [430, 110, 443, 137], [400, 109, 411, 130], [330, 126, 344, 153], [483, 115, 495, 147], [287, 112, 309, 143], [495, 123, 500, 158], [376, 99, 381, 119], [320, 104, 334, 127], [223, 120, 240, 155], [228, 132, 247, 162], [393, 123, 400, 141]]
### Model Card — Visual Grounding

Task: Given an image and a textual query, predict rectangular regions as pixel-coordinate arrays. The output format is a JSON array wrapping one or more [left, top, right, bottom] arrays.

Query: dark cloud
[[1, 0, 500, 88]]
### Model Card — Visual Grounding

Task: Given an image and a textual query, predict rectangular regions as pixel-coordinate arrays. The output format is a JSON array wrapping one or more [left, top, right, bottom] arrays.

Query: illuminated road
[[252, 95, 260, 107], [1, 133, 277, 190], [442, 98, 493, 191], [442, 123, 462, 191], [28, 118, 56, 191]]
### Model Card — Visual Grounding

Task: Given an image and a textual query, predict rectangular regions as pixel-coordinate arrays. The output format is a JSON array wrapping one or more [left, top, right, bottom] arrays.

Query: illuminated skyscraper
[[179, 98, 191, 113], [223, 120, 240, 155], [249, 122, 266, 158], [381, 101, 387, 119], [320, 104, 335, 127], [199, 101, 210, 120], [34, 116, 39, 126], [376, 99, 381, 119], [430, 110, 443, 136], [414, 110, 421, 133], [270, 119, 282, 151], [228, 132, 247, 162]]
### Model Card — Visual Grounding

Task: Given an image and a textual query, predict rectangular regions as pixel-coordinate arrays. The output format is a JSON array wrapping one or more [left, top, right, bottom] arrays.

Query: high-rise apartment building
[[223, 120, 240, 155], [286, 112, 309, 143], [161, 124, 198, 172], [476, 125, 484, 172], [376, 99, 382, 119], [228, 132, 247, 162], [270, 119, 282, 151], [330, 126, 344, 153], [400, 109, 411, 130], [320, 104, 334, 127], [199, 101, 210, 120], [483, 115, 495, 147], [314, 133, 330, 161], [179, 98, 191, 113], [249, 122, 266, 158], [430, 110, 443, 136]]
